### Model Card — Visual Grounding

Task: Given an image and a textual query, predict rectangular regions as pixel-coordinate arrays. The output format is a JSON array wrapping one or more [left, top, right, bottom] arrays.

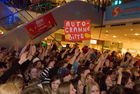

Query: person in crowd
[[57, 81, 76, 94], [0, 40, 139, 94], [107, 84, 125, 94], [0, 83, 20, 94], [86, 81, 100, 94], [50, 75, 61, 94], [7, 75, 24, 93], [71, 77, 84, 94], [21, 85, 45, 94], [40, 60, 56, 83]]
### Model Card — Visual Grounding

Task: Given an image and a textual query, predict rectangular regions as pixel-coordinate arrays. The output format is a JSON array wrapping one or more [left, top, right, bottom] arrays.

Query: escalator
[[0, 1, 103, 48]]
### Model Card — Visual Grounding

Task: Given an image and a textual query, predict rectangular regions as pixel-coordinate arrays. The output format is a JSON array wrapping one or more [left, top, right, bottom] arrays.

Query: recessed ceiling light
[[135, 33, 139, 36], [106, 30, 109, 32], [124, 34, 127, 36], [133, 39, 135, 40], [112, 35, 117, 38], [118, 41, 121, 43], [130, 29, 133, 31]]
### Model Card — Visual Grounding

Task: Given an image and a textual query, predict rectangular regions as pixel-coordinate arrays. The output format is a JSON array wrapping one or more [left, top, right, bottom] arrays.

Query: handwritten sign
[[64, 20, 91, 41]]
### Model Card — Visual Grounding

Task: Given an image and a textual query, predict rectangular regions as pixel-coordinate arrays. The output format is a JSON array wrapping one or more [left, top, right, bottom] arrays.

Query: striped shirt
[[40, 67, 52, 84]]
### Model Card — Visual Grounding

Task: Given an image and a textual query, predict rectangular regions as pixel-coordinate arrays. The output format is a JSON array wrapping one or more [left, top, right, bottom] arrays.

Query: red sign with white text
[[64, 20, 91, 41], [24, 13, 57, 39]]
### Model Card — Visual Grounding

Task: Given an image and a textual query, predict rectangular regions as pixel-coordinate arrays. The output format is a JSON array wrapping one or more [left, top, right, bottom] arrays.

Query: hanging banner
[[24, 13, 57, 39], [105, 1, 140, 21], [64, 20, 91, 41]]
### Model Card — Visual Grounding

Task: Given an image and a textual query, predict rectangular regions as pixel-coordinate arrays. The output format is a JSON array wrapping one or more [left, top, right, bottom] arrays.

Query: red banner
[[64, 20, 91, 41], [24, 13, 57, 39]]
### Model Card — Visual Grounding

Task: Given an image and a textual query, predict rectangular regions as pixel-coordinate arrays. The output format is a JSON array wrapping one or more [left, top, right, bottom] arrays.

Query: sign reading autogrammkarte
[[105, 1, 140, 21], [64, 20, 91, 41], [24, 13, 57, 39]]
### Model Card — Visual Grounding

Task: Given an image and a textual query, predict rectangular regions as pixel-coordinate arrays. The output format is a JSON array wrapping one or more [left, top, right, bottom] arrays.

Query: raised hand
[[30, 45, 36, 56], [19, 52, 28, 65], [75, 48, 80, 56]]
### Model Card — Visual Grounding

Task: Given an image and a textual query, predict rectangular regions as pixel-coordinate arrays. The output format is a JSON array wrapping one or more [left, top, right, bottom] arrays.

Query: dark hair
[[71, 77, 81, 90], [134, 84, 140, 94], [107, 84, 125, 94], [77, 66, 89, 75], [1, 47, 6, 51], [0, 62, 7, 69], [111, 51, 116, 57], [121, 72, 131, 86], [46, 60, 56, 67], [50, 75, 61, 84], [124, 52, 131, 62]]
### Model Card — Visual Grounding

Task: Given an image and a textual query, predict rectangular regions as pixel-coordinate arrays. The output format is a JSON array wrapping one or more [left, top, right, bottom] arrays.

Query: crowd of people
[[0, 40, 139, 94]]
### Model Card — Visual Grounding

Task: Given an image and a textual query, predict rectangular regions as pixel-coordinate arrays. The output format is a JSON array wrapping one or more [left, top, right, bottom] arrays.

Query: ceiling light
[[135, 33, 139, 36], [112, 35, 117, 38], [130, 29, 133, 31], [106, 30, 109, 32], [133, 39, 135, 40], [124, 34, 127, 36]]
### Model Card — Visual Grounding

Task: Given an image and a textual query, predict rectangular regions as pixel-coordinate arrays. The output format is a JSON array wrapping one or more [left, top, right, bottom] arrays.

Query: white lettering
[[78, 27, 82, 32], [83, 27, 87, 32], [82, 21, 86, 26], [66, 21, 70, 27], [81, 34, 84, 39], [73, 27, 77, 33], [70, 27, 73, 33], [71, 22, 75, 27], [76, 21, 80, 27], [65, 28, 69, 33]]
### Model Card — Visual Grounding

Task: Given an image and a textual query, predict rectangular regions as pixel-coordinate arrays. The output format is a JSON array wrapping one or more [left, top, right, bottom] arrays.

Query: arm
[[40, 47, 46, 61], [69, 48, 80, 65], [61, 49, 69, 59], [117, 68, 122, 84], [94, 53, 108, 72], [19, 40, 30, 57], [0, 52, 29, 83]]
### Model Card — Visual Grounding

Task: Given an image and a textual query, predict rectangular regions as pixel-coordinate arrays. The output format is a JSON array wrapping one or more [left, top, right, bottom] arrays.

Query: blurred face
[[66, 55, 72, 61], [84, 70, 90, 78], [91, 85, 100, 94], [77, 80, 84, 94], [63, 74, 72, 82], [30, 68, 38, 79], [0, 53, 4, 60], [70, 66, 74, 74], [125, 78, 133, 89], [105, 75, 113, 87], [110, 72, 117, 81], [36, 61, 42, 68], [51, 79, 61, 92], [48, 61, 55, 68], [86, 75, 94, 85], [89, 63, 94, 70], [70, 84, 76, 94]]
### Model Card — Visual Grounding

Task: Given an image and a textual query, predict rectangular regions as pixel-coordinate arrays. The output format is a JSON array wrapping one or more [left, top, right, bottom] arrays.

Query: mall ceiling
[[56, 23, 140, 43]]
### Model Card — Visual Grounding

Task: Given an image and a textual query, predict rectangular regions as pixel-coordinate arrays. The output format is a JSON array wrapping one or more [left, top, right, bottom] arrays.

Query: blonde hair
[[57, 82, 71, 94], [7, 75, 24, 89], [42, 84, 52, 94], [0, 83, 19, 94], [86, 81, 100, 94]]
